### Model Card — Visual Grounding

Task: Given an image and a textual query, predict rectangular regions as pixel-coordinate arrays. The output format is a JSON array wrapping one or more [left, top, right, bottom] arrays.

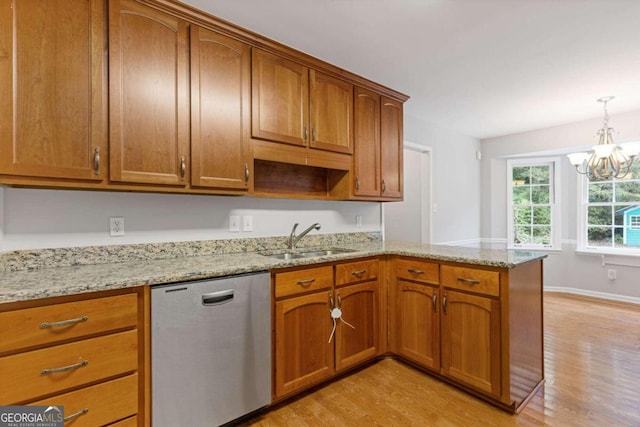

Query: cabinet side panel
[[508, 260, 544, 407]]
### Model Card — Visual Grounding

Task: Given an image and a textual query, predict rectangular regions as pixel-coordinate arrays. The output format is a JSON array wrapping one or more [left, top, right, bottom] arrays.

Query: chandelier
[[567, 96, 639, 180]]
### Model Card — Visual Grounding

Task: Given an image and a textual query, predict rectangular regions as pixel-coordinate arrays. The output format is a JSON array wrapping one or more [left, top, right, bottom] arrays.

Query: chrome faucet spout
[[289, 222, 321, 250]]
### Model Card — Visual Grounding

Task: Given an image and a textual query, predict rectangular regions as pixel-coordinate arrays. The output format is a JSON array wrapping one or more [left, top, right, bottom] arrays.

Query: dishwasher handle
[[202, 289, 234, 306]]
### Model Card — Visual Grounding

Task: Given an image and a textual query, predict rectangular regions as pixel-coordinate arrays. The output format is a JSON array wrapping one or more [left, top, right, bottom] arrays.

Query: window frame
[[506, 157, 561, 251], [576, 171, 640, 256]]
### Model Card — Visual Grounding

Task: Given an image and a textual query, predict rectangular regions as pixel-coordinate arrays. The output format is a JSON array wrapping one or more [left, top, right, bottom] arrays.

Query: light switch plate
[[229, 215, 240, 232], [243, 215, 254, 232]]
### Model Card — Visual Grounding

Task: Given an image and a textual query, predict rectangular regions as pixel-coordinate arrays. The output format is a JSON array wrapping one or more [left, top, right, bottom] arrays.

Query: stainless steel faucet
[[289, 223, 321, 250]]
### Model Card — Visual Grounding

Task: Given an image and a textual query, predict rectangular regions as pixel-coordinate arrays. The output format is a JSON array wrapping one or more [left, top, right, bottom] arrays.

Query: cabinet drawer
[[441, 265, 500, 297], [30, 373, 138, 426], [1, 330, 138, 404], [275, 266, 333, 298], [0, 293, 138, 354], [396, 259, 439, 284], [335, 259, 378, 286]]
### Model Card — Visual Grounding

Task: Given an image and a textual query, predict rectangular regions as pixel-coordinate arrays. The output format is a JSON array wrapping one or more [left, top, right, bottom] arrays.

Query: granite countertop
[[0, 237, 546, 304]]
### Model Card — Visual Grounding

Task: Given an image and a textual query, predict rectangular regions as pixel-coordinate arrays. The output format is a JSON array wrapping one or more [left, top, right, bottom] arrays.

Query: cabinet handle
[[244, 163, 250, 183], [407, 269, 424, 275], [355, 176, 360, 191], [40, 316, 88, 329], [303, 125, 309, 142], [64, 408, 89, 423], [41, 360, 88, 375], [180, 156, 186, 180], [296, 278, 315, 287], [329, 293, 334, 310], [382, 179, 386, 193], [432, 292, 438, 312], [442, 293, 447, 315], [337, 293, 342, 309], [93, 147, 100, 175], [311, 127, 316, 144], [457, 277, 481, 285], [351, 269, 366, 276]]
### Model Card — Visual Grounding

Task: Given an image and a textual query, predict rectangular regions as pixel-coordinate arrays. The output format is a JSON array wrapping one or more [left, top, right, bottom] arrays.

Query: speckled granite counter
[[0, 235, 546, 304]]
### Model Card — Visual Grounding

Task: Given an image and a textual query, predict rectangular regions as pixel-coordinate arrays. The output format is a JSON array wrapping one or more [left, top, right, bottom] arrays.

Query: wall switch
[[110, 217, 125, 236], [243, 215, 254, 232], [356, 215, 363, 227], [229, 215, 240, 232], [607, 269, 617, 280]]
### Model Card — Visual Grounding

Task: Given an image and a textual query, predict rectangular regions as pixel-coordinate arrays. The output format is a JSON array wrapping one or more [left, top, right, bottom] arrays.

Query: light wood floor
[[241, 293, 640, 426]]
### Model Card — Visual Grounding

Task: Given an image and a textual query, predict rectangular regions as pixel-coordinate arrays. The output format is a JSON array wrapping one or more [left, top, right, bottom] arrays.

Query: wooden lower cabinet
[[273, 259, 380, 400], [274, 291, 334, 398], [396, 281, 439, 370], [441, 290, 501, 398], [0, 287, 149, 425], [391, 256, 543, 413], [335, 281, 378, 372]]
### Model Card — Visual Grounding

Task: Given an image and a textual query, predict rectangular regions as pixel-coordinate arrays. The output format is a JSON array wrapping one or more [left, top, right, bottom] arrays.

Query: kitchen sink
[[262, 248, 357, 260]]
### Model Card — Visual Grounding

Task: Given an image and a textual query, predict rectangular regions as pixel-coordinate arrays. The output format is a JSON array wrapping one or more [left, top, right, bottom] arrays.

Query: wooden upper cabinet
[[380, 97, 403, 199], [108, 0, 189, 186], [190, 26, 250, 190], [0, 0, 107, 181], [252, 49, 309, 147], [309, 71, 353, 154], [353, 87, 381, 197]]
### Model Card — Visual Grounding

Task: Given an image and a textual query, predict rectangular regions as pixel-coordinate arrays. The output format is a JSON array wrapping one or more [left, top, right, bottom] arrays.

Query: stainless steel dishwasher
[[151, 272, 271, 427]]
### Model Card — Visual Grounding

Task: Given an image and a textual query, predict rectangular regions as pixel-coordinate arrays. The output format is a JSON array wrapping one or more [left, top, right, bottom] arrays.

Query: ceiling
[[183, 0, 640, 140]]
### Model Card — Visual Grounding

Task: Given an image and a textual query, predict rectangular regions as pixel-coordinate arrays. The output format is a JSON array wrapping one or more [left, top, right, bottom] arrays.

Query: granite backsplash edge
[[0, 232, 382, 272]]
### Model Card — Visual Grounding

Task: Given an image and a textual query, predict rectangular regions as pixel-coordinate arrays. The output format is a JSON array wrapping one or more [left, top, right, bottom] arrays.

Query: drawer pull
[[296, 278, 315, 287], [432, 292, 438, 312], [351, 269, 367, 276], [41, 360, 88, 375], [442, 293, 447, 315], [407, 269, 424, 275], [40, 316, 88, 329], [457, 277, 481, 285], [64, 408, 89, 422]]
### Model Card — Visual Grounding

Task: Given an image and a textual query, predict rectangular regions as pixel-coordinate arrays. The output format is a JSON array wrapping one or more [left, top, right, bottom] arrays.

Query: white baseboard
[[545, 286, 640, 305]]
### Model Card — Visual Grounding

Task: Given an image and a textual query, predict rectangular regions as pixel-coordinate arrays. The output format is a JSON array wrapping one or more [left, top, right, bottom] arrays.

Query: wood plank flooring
[[241, 293, 640, 426]]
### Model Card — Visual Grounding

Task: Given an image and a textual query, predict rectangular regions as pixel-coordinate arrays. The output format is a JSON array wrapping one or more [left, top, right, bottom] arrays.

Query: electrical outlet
[[229, 215, 240, 232], [356, 215, 363, 227], [242, 215, 254, 232], [607, 269, 617, 280], [110, 217, 125, 236]]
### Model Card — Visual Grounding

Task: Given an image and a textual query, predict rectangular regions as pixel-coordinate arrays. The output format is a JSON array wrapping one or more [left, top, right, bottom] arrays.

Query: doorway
[[383, 143, 432, 243]]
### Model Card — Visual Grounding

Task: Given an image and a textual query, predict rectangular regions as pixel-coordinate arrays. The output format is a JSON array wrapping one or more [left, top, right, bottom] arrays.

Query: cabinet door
[[309, 71, 353, 154], [251, 49, 308, 147], [109, 0, 189, 185], [397, 281, 440, 370], [190, 26, 250, 190], [353, 87, 380, 196], [335, 281, 378, 372], [0, 0, 106, 181], [275, 291, 334, 398], [441, 290, 501, 397], [380, 96, 403, 199]]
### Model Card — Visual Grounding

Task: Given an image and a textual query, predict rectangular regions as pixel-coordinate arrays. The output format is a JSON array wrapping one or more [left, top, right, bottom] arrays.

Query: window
[[507, 158, 560, 250], [579, 161, 640, 253]]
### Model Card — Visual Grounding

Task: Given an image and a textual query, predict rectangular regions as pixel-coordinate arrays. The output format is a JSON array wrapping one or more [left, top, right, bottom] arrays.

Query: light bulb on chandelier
[[567, 96, 640, 180]]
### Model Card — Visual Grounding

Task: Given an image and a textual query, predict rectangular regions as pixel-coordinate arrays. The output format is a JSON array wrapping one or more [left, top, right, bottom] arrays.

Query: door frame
[[381, 141, 433, 244]]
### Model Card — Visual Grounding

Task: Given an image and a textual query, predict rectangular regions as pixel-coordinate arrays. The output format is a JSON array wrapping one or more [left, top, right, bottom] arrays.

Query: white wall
[[0, 187, 381, 251], [404, 112, 482, 244], [481, 109, 640, 301]]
